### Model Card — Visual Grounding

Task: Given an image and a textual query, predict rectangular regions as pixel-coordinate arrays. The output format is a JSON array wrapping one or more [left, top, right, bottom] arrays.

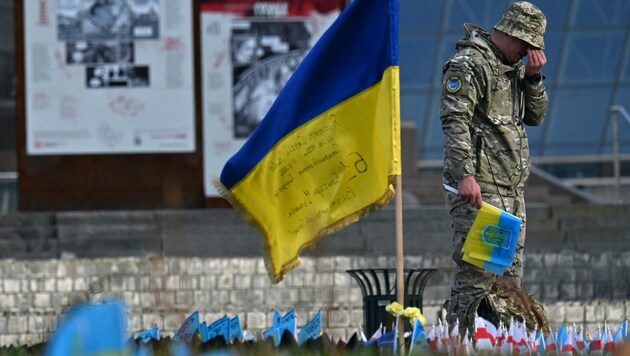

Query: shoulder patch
[[446, 77, 462, 93]]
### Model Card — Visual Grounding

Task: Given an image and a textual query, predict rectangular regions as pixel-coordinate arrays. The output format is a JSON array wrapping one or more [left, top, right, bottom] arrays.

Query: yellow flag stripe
[[228, 66, 400, 283]]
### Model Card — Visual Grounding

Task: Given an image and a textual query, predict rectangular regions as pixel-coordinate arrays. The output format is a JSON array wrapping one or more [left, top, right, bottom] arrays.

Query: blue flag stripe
[[221, 0, 398, 189]]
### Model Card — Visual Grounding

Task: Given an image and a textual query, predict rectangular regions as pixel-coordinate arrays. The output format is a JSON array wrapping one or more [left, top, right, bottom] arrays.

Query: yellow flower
[[402, 307, 426, 325], [386, 303, 427, 325], [385, 302, 404, 316]]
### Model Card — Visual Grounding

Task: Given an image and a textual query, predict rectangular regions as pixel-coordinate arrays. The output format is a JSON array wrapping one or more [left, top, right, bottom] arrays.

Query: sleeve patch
[[446, 77, 463, 93]]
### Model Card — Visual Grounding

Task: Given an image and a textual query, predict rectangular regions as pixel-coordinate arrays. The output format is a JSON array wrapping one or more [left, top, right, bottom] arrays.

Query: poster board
[[23, 0, 195, 155], [17, 0, 203, 210], [200, 0, 344, 197]]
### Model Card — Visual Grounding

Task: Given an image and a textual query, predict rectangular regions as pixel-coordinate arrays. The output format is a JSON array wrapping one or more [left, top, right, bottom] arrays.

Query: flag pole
[[395, 174, 405, 354]]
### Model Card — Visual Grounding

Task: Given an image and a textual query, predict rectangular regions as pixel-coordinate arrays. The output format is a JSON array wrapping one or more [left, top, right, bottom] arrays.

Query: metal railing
[[609, 105, 630, 204]]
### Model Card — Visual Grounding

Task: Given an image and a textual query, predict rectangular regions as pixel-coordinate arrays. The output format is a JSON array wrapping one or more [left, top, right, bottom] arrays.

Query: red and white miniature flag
[[428, 325, 439, 352], [590, 325, 603, 355], [451, 319, 461, 347], [474, 316, 495, 351], [512, 322, 531, 355], [560, 329, 576, 356], [574, 324, 586, 352], [459, 331, 476, 356], [603, 323, 615, 354], [543, 327, 557, 355]]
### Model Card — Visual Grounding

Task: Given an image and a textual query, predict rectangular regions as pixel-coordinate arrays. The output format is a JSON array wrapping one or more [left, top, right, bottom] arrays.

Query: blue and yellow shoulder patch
[[445, 77, 462, 93]]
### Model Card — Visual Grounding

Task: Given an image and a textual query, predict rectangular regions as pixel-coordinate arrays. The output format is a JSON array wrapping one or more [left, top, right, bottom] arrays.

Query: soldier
[[441, 2, 548, 335]]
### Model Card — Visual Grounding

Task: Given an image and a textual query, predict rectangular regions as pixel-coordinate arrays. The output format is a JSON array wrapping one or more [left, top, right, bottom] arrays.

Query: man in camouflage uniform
[[440, 2, 548, 335]]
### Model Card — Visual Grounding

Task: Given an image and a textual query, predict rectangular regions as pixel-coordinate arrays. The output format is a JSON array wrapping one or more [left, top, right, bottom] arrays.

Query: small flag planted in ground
[[604, 322, 616, 353], [206, 315, 231, 342], [45, 299, 129, 356], [262, 310, 283, 341], [263, 309, 297, 346], [474, 316, 496, 351], [298, 310, 322, 345], [365, 324, 383, 346], [545, 327, 558, 354], [136, 325, 161, 343], [172, 311, 200, 343], [614, 320, 629, 347], [450, 319, 460, 346], [409, 317, 429, 354], [534, 328, 546, 355], [13, 302, 630, 355], [199, 321, 208, 342], [560, 328, 576, 354], [230, 316, 244, 343]]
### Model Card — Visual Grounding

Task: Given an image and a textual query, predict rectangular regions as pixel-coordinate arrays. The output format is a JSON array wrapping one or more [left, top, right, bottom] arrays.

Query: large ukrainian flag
[[217, 0, 401, 283]]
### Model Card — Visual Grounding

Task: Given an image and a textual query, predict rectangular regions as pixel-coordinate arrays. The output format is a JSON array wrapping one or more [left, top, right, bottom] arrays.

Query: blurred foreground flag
[[45, 300, 129, 356], [216, 0, 401, 283]]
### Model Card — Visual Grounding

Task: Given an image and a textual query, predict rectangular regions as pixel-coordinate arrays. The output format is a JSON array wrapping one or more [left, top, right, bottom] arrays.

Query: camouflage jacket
[[440, 24, 548, 196]]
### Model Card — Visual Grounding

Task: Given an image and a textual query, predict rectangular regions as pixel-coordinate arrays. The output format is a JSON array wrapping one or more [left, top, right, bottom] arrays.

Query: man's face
[[503, 35, 531, 64]]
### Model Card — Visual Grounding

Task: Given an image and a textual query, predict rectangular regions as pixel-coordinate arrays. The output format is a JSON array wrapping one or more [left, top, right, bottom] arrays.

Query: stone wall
[[0, 204, 629, 345], [0, 254, 628, 347]]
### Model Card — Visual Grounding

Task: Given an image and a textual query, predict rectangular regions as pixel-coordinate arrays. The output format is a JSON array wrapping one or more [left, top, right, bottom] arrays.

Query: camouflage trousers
[[443, 190, 527, 336]]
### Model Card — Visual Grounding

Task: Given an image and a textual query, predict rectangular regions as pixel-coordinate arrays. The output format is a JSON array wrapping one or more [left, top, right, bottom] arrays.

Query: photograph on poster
[[231, 35, 261, 66], [86, 64, 149, 88], [127, 0, 161, 38], [231, 19, 312, 138], [57, 0, 160, 41], [200, 0, 343, 195], [66, 41, 134, 64]]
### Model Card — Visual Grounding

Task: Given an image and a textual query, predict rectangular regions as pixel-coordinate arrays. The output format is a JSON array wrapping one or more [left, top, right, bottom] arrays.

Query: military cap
[[494, 1, 546, 49]]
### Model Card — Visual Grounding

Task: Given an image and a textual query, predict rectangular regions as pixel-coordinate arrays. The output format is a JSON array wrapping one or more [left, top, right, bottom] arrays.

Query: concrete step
[[407, 165, 599, 206]]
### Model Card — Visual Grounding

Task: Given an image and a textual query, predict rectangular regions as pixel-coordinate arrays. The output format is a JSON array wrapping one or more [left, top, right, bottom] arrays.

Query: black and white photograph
[[66, 41, 134, 64], [86, 64, 149, 88], [233, 50, 306, 138], [231, 19, 313, 138], [127, 0, 161, 39], [57, 0, 160, 41]]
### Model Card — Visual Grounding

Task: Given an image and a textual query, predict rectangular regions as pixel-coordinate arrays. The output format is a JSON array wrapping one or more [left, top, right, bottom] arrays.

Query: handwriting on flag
[[206, 315, 230, 342], [172, 311, 200, 342], [298, 310, 322, 345], [217, 0, 400, 283]]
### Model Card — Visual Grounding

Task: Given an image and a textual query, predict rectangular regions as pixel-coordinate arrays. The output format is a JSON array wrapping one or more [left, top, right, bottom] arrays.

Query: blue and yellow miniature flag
[[461, 202, 521, 275], [217, 0, 401, 283]]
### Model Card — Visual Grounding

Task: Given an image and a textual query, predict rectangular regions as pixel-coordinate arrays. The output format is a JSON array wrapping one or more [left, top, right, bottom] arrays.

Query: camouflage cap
[[494, 1, 546, 49]]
